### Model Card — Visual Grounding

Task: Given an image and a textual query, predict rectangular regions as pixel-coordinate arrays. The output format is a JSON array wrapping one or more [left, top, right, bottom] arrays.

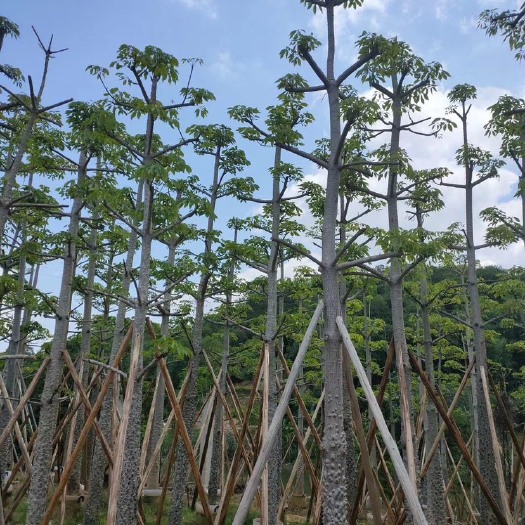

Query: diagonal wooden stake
[[408, 348, 509, 525], [232, 301, 324, 525], [0, 359, 49, 450], [214, 348, 265, 525], [40, 325, 133, 525], [481, 366, 514, 524], [62, 350, 113, 464], [336, 317, 428, 525], [158, 356, 214, 523]]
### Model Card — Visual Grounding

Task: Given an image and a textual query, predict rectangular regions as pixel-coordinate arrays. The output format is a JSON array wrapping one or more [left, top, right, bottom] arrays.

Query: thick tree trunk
[[320, 5, 348, 524], [112, 176, 154, 524], [83, 181, 144, 525], [25, 151, 88, 525]]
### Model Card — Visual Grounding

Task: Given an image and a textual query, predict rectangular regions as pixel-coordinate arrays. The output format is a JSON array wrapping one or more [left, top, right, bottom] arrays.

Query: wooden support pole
[[351, 338, 395, 525], [214, 350, 265, 525], [0, 375, 32, 475], [158, 356, 214, 524], [0, 359, 49, 449], [277, 349, 322, 447], [201, 349, 255, 474], [421, 357, 475, 478], [342, 357, 383, 525], [336, 317, 428, 525], [408, 348, 509, 525], [40, 325, 132, 525], [481, 366, 514, 524], [232, 301, 324, 525], [62, 350, 114, 464], [278, 390, 324, 519]]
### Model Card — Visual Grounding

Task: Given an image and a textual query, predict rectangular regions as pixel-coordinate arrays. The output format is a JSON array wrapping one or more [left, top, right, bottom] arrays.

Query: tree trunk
[[83, 181, 144, 525], [25, 150, 88, 525]]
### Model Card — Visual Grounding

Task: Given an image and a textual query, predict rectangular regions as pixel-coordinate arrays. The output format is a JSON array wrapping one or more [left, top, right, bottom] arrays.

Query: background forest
[[0, 1, 525, 525]]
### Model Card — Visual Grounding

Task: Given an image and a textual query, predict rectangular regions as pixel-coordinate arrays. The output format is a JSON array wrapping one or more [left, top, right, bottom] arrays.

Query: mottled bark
[[25, 151, 88, 525], [415, 210, 445, 525], [458, 100, 501, 524], [386, 78, 419, 496], [67, 209, 99, 494], [83, 182, 144, 525], [169, 144, 220, 525], [208, 226, 237, 503], [112, 173, 155, 524]]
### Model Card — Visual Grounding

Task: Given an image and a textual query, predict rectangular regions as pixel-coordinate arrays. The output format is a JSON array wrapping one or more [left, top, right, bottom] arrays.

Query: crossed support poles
[[0, 306, 523, 524]]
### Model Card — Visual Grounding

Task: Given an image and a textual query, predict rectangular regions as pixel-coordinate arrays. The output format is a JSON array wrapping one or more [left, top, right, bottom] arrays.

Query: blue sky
[[3, 0, 525, 280]]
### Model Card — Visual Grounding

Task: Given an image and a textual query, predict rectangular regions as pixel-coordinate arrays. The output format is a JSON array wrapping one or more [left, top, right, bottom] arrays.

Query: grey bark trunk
[[168, 144, 221, 525], [67, 208, 99, 494], [83, 181, 144, 525], [416, 210, 445, 525], [320, 5, 348, 523], [459, 101, 501, 524], [25, 151, 88, 525], [145, 241, 176, 489], [208, 226, 237, 503]]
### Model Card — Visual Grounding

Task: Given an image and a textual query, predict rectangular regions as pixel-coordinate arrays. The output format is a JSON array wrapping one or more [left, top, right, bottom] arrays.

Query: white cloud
[[210, 51, 236, 80], [178, 0, 217, 20], [278, 84, 524, 268]]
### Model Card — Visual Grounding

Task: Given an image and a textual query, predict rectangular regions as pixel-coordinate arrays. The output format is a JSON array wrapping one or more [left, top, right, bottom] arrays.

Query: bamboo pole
[[336, 317, 428, 525], [231, 301, 323, 525]]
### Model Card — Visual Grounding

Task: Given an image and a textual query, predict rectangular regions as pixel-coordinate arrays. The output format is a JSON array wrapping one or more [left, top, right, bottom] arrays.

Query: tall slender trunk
[[83, 181, 144, 525], [169, 144, 221, 525], [264, 146, 283, 524], [113, 178, 154, 524], [145, 239, 176, 489], [416, 209, 445, 525], [386, 79, 419, 497], [320, 4, 347, 523], [25, 150, 88, 525], [208, 226, 237, 503]]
